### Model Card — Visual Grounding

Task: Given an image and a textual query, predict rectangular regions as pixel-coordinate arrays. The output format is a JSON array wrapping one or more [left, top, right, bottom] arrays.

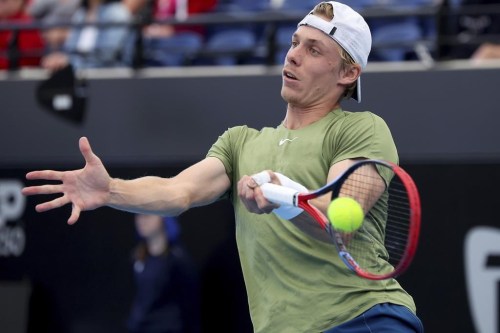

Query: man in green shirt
[[23, 1, 423, 332]]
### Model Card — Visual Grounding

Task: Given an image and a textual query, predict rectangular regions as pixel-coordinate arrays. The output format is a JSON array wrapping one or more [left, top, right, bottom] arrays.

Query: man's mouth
[[283, 70, 298, 80]]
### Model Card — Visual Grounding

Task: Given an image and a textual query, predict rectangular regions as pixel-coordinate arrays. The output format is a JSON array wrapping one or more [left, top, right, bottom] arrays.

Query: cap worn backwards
[[298, 1, 372, 102]]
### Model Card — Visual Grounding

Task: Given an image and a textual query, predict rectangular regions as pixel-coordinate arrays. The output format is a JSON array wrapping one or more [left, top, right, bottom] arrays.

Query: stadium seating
[[142, 32, 204, 67], [370, 18, 423, 61], [204, 28, 258, 65]]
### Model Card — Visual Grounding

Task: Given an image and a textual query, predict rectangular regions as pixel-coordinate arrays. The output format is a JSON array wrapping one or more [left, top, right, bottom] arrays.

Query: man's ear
[[339, 63, 361, 86]]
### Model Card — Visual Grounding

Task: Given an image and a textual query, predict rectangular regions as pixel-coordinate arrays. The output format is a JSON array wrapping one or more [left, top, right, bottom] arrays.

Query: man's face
[[281, 25, 345, 108]]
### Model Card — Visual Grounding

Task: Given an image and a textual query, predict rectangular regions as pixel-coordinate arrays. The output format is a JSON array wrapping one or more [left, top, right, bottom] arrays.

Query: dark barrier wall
[[1, 63, 500, 167], [1, 63, 500, 333]]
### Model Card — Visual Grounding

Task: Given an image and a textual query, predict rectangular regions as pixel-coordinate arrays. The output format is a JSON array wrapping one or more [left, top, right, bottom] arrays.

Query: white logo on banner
[[465, 227, 500, 333], [0, 180, 26, 256]]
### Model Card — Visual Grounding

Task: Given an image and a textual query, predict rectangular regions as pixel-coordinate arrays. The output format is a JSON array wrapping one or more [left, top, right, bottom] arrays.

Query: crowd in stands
[[439, 0, 500, 60], [1, 0, 500, 71], [0, 0, 44, 69]]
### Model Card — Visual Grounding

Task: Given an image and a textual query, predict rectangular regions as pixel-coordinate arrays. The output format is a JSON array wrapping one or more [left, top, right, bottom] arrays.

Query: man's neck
[[283, 103, 340, 130]]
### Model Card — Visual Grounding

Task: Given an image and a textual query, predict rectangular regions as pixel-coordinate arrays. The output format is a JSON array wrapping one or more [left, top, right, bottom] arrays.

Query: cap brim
[[352, 76, 361, 103]]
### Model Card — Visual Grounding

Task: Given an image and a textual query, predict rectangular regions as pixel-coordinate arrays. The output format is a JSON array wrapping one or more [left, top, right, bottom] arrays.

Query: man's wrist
[[107, 178, 122, 207]]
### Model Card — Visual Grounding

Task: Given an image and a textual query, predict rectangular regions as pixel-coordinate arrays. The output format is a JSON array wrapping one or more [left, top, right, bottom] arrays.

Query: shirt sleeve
[[329, 111, 398, 166], [206, 126, 250, 200]]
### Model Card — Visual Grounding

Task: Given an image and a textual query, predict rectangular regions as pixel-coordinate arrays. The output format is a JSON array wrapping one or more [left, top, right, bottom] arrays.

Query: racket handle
[[260, 183, 298, 207]]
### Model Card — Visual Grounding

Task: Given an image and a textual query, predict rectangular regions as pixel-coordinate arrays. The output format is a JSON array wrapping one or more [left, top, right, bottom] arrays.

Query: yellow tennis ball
[[327, 197, 364, 233]]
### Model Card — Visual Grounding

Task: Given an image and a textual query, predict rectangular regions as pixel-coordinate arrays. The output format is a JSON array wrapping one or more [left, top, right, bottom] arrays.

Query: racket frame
[[262, 159, 421, 280]]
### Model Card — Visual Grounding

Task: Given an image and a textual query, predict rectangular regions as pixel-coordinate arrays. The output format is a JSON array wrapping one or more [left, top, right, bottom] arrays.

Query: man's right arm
[[23, 137, 231, 224], [108, 156, 231, 216]]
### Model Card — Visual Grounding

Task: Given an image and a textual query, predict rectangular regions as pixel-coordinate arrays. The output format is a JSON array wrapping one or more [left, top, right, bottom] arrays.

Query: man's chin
[[281, 89, 299, 104]]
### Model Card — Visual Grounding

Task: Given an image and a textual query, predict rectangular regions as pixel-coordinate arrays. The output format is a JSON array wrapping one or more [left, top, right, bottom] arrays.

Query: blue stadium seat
[[279, 0, 319, 11], [447, 0, 463, 9], [273, 25, 295, 64], [371, 18, 423, 61], [371, 0, 435, 9], [368, 0, 438, 61], [218, 0, 270, 11], [205, 29, 257, 65], [143, 32, 203, 67], [345, 0, 373, 10]]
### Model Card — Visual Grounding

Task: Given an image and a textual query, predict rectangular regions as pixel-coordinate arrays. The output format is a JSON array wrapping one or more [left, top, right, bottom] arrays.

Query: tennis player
[[23, 2, 423, 332]]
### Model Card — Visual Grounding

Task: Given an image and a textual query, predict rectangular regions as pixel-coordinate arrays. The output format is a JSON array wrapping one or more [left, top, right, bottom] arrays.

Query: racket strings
[[334, 164, 413, 276], [384, 177, 412, 267], [338, 165, 387, 214]]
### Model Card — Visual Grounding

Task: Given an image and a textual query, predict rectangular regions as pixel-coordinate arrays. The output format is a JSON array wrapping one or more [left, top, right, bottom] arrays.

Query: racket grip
[[260, 183, 298, 207]]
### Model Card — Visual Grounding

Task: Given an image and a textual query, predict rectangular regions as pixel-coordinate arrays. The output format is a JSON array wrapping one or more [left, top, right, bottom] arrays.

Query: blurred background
[[1, 0, 500, 332]]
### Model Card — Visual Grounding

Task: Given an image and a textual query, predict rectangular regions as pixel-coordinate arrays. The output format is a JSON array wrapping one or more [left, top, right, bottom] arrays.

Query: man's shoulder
[[339, 110, 387, 125], [340, 109, 375, 118]]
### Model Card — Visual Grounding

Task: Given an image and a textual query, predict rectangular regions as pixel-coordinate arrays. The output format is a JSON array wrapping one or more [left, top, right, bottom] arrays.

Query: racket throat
[[338, 251, 359, 273]]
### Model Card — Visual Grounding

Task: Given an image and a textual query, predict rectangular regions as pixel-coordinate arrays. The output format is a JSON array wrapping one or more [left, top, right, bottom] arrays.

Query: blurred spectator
[[28, 0, 81, 51], [124, 0, 216, 39], [471, 41, 500, 59], [41, 0, 132, 71], [441, 0, 500, 60], [0, 0, 45, 70], [123, 0, 217, 67], [127, 214, 201, 333]]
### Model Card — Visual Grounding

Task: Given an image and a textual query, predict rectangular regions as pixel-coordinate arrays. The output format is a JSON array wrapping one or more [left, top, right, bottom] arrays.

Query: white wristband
[[251, 171, 307, 220], [273, 173, 307, 220], [275, 173, 308, 192]]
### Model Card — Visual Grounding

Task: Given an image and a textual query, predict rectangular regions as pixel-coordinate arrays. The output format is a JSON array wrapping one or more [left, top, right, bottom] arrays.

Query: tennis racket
[[260, 159, 421, 280]]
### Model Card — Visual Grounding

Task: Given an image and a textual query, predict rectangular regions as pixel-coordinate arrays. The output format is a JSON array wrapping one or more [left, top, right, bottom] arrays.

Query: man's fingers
[[68, 205, 81, 225], [25, 170, 62, 181], [35, 196, 69, 212], [253, 186, 278, 213], [251, 171, 271, 186], [238, 174, 277, 214], [22, 184, 62, 196], [79, 137, 99, 165]]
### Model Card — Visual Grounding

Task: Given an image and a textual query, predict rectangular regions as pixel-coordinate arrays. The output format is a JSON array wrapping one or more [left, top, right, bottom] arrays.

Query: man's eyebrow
[[292, 32, 328, 48]]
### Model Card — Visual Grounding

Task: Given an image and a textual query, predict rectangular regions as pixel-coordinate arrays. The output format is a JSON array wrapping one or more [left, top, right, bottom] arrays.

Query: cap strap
[[298, 14, 336, 36]]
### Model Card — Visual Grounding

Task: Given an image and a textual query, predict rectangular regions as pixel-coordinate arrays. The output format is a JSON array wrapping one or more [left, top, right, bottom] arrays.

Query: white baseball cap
[[298, 1, 372, 102]]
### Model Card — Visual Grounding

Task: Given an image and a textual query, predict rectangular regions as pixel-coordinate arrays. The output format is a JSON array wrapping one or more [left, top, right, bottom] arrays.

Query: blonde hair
[[312, 2, 357, 100]]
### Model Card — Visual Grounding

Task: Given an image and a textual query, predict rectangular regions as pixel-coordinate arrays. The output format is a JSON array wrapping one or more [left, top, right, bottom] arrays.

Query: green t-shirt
[[207, 109, 416, 332]]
